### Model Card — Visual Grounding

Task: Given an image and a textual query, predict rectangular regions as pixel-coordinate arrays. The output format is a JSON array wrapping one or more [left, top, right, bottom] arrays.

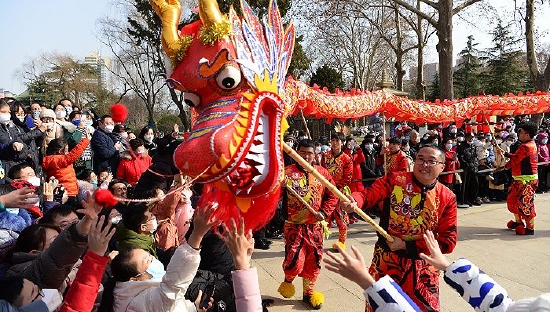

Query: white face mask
[[41, 288, 63, 312], [43, 122, 54, 131], [17, 116, 25, 123], [150, 218, 158, 233], [27, 176, 41, 187], [56, 110, 66, 119], [144, 134, 154, 142], [120, 132, 128, 139], [104, 125, 114, 133], [111, 215, 122, 224], [0, 113, 11, 125], [65, 107, 73, 115], [445, 143, 453, 150]]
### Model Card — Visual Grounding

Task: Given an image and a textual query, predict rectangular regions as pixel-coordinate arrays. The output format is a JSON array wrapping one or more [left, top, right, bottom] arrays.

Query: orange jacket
[[43, 138, 89, 196]]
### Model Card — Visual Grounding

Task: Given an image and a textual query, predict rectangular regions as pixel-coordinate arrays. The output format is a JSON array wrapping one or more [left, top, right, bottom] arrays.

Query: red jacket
[[60, 251, 109, 312], [506, 140, 538, 177], [116, 151, 152, 184], [321, 150, 353, 190], [351, 171, 457, 256], [43, 138, 89, 196], [344, 148, 366, 192], [441, 148, 460, 184]]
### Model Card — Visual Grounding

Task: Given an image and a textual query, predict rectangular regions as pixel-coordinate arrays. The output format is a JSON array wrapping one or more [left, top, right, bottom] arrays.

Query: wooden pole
[[284, 182, 319, 216], [283, 142, 393, 242], [299, 110, 312, 139]]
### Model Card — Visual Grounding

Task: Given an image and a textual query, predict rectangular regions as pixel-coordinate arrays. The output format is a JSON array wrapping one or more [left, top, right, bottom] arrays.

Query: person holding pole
[[321, 132, 353, 251], [278, 139, 339, 310], [340, 144, 458, 312]]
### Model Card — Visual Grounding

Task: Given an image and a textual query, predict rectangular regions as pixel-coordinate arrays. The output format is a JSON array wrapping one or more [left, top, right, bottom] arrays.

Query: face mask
[[120, 132, 128, 139], [66, 107, 73, 115], [457, 137, 465, 142], [111, 215, 122, 224], [91, 180, 98, 186], [299, 136, 308, 140], [104, 125, 114, 133], [0, 113, 11, 125], [542, 138, 548, 144], [33, 111, 41, 119], [56, 110, 66, 119], [402, 146, 410, 151], [86, 119, 93, 127], [43, 122, 54, 131], [41, 288, 63, 312], [144, 134, 154, 142], [365, 144, 374, 151], [432, 142, 438, 147], [72, 119, 81, 126], [136, 149, 145, 155], [17, 116, 25, 123], [450, 128, 457, 134], [485, 136, 492, 141], [27, 176, 41, 187], [150, 218, 158, 233], [285, 141, 293, 148], [6, 208, 19, 215], [445, 143, 453, 150], [315, 147, 321, 154], [146, 258, 166, 282]]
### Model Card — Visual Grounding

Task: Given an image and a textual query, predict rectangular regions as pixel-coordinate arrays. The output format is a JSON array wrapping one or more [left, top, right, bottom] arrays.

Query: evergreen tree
[[483, 20, 531, 95], [310, 65, 345, 93], [453, 35, 482, 98], [428, 72, 440, 102]]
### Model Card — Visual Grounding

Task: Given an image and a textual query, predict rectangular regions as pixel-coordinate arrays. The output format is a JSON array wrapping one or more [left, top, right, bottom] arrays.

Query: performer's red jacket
[[351, 171, 458, 257], [506, 140, 538, 177]]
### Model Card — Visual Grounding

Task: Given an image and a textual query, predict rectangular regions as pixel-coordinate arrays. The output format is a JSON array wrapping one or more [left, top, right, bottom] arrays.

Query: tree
[[310, 64, 345, 93], [524, 0, 550, 92], [428, 72, 441, 101], [387, 0, 484, 100], [453, 35, 482, 98], [17, 53, 114, 108], [483, 20, 531, 96]]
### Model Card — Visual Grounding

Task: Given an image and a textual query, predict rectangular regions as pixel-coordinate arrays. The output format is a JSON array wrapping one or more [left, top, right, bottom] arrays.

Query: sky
[[1, 0, 549, 95]]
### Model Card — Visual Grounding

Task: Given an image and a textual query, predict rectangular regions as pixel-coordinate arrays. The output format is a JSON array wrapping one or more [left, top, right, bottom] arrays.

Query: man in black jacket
[[91, 115, 121, 173], [457, 132, 481, 206]]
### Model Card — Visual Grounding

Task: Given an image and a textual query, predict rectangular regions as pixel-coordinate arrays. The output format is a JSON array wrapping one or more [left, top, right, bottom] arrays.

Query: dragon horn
[[199, 0, 224, 27], [150, 0, 185, 61]]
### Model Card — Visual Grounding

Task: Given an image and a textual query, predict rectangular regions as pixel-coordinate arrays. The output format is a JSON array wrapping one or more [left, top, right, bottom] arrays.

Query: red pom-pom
[[110, 103, 128, 123], [94, 189, 118, 207]]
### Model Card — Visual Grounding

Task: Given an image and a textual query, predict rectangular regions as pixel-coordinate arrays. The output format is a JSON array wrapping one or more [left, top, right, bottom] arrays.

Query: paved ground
[[251, 193, 550, 311]]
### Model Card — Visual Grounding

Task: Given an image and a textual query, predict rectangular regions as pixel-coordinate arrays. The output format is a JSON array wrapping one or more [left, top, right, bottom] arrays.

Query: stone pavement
[[251, 193, 550, 311]]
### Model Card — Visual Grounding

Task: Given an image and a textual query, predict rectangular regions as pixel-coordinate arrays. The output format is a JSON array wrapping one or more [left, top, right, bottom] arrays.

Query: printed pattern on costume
[[366, 245, 440, 312], [443, 258, 515, 312], [507, 180, 538, 218], [282, 222, 324, 280], [385, 151, 410, 175], [321, 150, 353, 189]]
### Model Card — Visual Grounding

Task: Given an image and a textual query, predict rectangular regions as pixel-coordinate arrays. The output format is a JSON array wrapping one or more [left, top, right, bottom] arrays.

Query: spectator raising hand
[[75, 191, 104, 235], [0, 187, 38, 210], [216, 217, 254, 270]]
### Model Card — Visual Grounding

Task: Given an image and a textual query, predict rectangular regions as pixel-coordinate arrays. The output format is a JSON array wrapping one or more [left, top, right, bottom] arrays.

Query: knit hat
[[506, 293, 550, 312], [39, 109, 56, 119]]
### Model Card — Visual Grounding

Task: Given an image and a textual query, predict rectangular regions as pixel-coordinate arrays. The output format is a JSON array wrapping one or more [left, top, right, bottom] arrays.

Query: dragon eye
[[215, 66, 242, 90], [183, 93, 200, 107]]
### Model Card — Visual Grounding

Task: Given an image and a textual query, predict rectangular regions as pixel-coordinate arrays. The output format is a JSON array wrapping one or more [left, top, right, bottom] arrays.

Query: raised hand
[[215, 217, 254, 270], [187, 202, 218, 249], [75, 191, 105, 235], [419, 230, 450, 271], [0, 187, 38, 209], [324, 245, 375, 290], [12, 142, 24, 152], [88, 216, 116, 256]]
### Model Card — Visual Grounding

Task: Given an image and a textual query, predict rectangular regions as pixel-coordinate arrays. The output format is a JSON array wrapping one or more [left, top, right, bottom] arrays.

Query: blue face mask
[[146, 258, 166, 282], [542, 138, 548, 145], [90, 180, 98, 186], [66, 107, 73, 115], [365, 144, 374, 151], [72, 119, 81, 126]]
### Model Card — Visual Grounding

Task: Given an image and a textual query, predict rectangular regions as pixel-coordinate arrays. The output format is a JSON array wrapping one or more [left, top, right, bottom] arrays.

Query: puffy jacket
[[116, 151, 152, 185], [232, 268, 263, 312], [113, 244, 200, 312], [91, 129, 119, 173], [60, 251, 109, 312], [0, 122, 43, 176], [152, 189, 180, 251], [457, 141, 478, 172], [43, 138, 89, 196]]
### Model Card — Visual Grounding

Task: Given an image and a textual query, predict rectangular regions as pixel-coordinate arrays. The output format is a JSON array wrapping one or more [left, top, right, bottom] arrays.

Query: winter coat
[[0, 209, 32, 250], [59, 251, 109, 312], [4, 224, 87, 291], [0, 300, 48, 312], [152, 189, 181, 251], [441, 148, 459, 184], [113, 243, 200, 312], [42, 138, 89, 196], [232, 268, 263, 312], [345, 148, 366, 192], [0, 122, 43, 176], [91, 129, 119, 173], [134, 153, 179, 194], [115, 222, 157, 258], [116, 151, 152, 185], [457, 141, 478, 172], [174, 189, 194, 244]]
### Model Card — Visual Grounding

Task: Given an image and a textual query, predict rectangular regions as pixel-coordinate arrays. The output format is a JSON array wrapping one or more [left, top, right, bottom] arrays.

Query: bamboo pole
[[299, 110, 312, 139], [284, 182, 319, 216], [283, 142, 394, 242]]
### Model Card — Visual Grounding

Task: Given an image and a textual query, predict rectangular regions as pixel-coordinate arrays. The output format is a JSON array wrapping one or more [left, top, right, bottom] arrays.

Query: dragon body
[[151, 0, 550, 230]]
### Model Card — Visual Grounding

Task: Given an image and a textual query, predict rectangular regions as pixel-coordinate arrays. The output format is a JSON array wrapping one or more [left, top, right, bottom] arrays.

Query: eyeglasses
[[32, 289, 44, 303], [416, 159, 444, 167]]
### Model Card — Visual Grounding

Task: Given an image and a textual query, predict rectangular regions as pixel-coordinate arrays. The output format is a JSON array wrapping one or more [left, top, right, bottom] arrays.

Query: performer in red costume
[[278, 139, 339, 310], [380, 136, 410, 174], [505, 122, 539, 235], [341, 145, 458, 312], [321, 132, 353, 250]]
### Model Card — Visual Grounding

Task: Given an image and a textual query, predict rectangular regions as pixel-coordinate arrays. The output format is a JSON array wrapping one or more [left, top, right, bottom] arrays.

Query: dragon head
[[151, 0, 295, 228]]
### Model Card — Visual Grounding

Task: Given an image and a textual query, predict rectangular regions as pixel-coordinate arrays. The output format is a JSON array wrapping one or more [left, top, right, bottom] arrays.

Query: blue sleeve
[[91, 132, 116, 159]]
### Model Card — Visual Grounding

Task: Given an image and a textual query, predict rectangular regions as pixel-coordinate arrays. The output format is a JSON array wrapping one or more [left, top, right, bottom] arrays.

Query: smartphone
[[199, 284, 215, 309]]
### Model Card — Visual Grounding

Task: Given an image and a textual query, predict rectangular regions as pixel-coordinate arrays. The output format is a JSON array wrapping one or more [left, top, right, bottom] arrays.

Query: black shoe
[[472, 200, 482, 206], [255, 240, 271, 250], [525, 229, 535, 235]]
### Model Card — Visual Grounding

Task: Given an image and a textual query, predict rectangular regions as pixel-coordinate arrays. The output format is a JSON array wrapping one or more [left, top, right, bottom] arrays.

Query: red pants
[[365, 244, 440, 312], [282, 222, 324, 281], [327, 206, 348, 243], [507, 180, 537, 229]]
